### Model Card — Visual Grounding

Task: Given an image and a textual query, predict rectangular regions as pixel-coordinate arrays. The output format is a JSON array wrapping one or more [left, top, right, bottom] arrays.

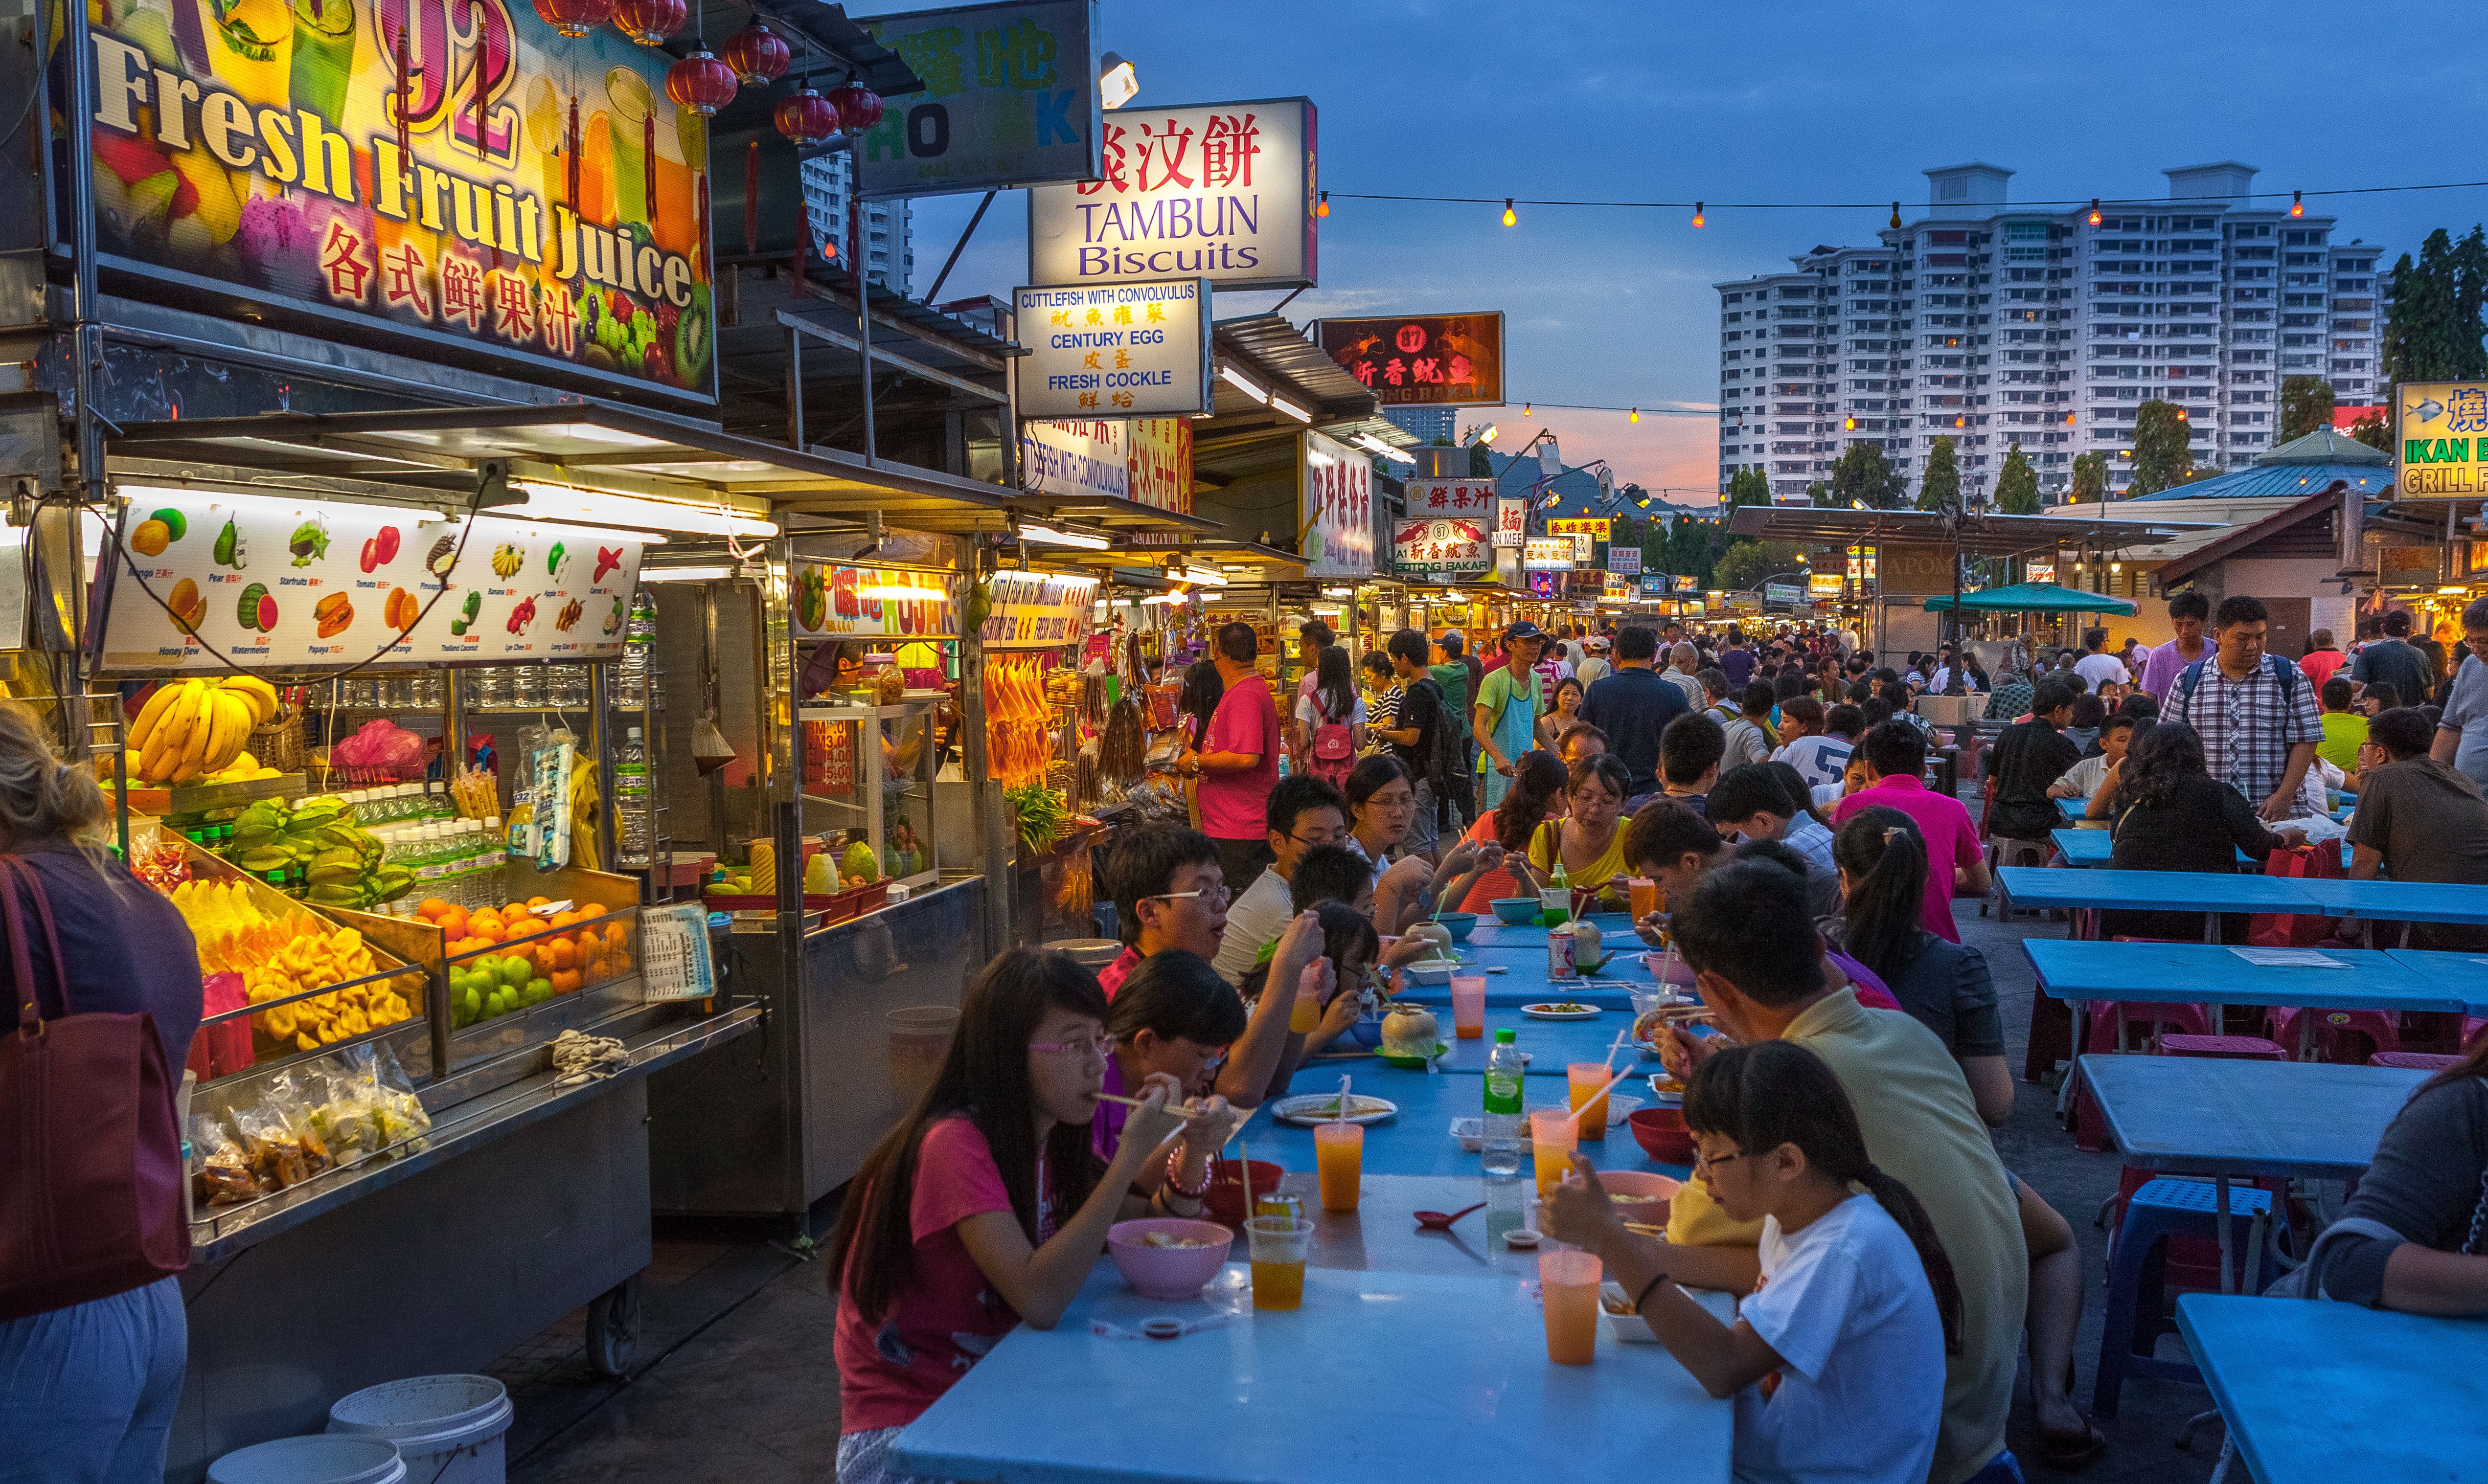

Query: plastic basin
[[209, 1437, 405, 1484], [1629, 1106, 1696, 1165], [1489, 898, 1540, 925], [327, 1375, 511, 1484], [1106, 1217, 1235, 1300]]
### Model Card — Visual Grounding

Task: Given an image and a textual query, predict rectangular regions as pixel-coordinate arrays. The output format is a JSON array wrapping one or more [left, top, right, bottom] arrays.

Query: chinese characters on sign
[[1314, 313, 1503, 406], [1521, 537, 1573, 570], [1013, 279, 1210, 417], [74, 0, 715, 399], [1300, 429, 1374, 577], [1607, 546, 1642, 576], [1491, 496, 1527, 549], [2396, 382, 2488, 498], [1027, 97, 1317, 290], [1392, 518, 1488, 578], [857, 1, 1102, 199], [1545, 518, 1612, 540], [1407, 478, 1497, 517], [1020, 417, 1195, 515], [981, 570, 1099, 648], [789, 564, 959, 639]]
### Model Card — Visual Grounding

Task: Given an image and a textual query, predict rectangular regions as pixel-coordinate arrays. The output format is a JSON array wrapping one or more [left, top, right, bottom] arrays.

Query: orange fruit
[[437, 906, 468, 940], [417, 898, 451, 921], [472, 922, 504, 944], [527, 896, 551, 909], [502, 902, 529, 920], [582, 954, 608, 983], [469, 909, 501, 930], [550, 911, 577, 929], [549, 938, 576, 970], [550, 969, 581, 995]]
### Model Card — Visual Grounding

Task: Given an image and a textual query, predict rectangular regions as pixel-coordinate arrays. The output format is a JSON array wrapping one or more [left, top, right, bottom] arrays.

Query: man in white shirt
[[1210, 774, 1351, 986], [1661, 642, 1706, 708], [2072, 627, 2130, 692], [1574, 635, 1612, 688]]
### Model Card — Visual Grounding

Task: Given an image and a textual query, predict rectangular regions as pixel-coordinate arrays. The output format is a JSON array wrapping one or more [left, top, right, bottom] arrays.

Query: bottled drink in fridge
[[614, 726, 651, 868], [1483, 1030, 1526, 1179], [615, 588, 656, 708]]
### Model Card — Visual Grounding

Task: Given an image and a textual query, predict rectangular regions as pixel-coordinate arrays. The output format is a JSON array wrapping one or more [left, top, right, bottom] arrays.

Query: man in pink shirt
[[1828, 720, 1990, 942], [1181, 622, 1282, 890], [2137, 591, 2213, 702]]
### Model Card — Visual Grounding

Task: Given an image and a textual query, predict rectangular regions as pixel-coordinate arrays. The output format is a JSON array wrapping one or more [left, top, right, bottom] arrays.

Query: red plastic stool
[[2160, 1034, 2287, 1060], [2069, 1001, 2215, 1151], [2371, 1051, 2464, 1072], [2465, 1017, 2488, 1051], [2266, 1006, 2401, 1063]]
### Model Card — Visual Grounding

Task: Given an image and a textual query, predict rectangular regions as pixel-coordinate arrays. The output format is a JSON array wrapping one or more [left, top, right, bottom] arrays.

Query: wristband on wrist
[[1164, 1147, 1213, 1199], [1632, 1271, 1670, 1315]]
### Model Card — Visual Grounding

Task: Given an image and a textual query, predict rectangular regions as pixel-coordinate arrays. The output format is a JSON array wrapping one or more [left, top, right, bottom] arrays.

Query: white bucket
[[208, 1435, 406, 1484], [326, 1375, 513, 1484]]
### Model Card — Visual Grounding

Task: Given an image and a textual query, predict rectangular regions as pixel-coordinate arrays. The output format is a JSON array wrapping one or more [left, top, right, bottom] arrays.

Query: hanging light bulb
[[1691, 201, 1705, 228], [1502, 198, 1516, 227], [2290, 190, 2305, 219], [2087, 199, 2102, 226], [1955, 416, 1966, 428], [1889, 202, 1901, 230], [1316, 190, 1329, 218], [1629, 407, 1641, 423], [721, 20, 791, 84], [1522, 403, 1532, 417], [1844, 416, 1856, 430], [2064, 412, 2076, 426]]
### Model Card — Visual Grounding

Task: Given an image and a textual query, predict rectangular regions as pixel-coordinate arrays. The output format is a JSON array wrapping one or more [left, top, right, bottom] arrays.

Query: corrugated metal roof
[[2122, 462, 2393, 502], [1215, 314, 1381, 415], [1731, 504, 2211, 555]]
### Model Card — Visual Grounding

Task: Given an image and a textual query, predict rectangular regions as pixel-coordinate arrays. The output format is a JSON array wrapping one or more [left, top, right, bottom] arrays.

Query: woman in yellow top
[[1527, 754, 1634, 912]]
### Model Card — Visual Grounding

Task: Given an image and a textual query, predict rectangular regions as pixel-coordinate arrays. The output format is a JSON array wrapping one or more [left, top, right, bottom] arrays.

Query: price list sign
[[639, 902, 718, 1004]]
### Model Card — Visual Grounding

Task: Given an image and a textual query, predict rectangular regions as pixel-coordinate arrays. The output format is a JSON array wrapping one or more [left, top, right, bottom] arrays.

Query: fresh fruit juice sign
[[101, 495, 644, 673], [65, 0, 715, 398], [788, 563, 959, 640]]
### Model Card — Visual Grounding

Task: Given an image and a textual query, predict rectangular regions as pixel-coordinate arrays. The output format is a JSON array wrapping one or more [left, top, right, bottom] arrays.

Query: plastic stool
[[2093, 1179, 2276, 1418], [2159, 1034, 2286, 1061], [2266, 1005, 2401, 1063], [2371, 1050, 2464, 1072], [2069, 1001, 2214, 1151]]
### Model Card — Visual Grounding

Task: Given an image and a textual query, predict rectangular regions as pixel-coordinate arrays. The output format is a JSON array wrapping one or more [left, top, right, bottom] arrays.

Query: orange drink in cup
[[1540, 1250, 1602, 1365], [1246, 1216, 1311, 1311], [1568, 1063, 1612, 1143], [1450, 974, 1486, 1039], [1313, 1122, 1363, 1212], [1629, 877, 1659, 922], [1530, 1108, 1578, 1199]]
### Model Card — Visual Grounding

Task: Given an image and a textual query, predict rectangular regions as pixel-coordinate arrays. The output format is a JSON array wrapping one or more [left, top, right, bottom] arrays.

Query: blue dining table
[[2288, 878, 2488, 927], [2175, 1294, 2488, 1484], [2048, 830, 2349, 871], [1997, 867, 2316, 940], [1252, 1057, 1685, 1180], [2024, 940, 2470, 1014], [2381, 948, 2488, 1013]]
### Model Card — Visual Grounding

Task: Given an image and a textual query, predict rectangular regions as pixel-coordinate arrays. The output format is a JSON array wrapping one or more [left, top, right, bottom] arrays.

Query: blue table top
[[2048, 830, 2349, 870], [2175, 1294, 2488, 1484], [2382, 950, 2488, 1013], [893, 1259, 1734, 1484], [1998, 866, 2317, 915], [2289, 878, 2488, 926], [2022, 939, 2475, 1012], [1251, 1057, 1686, 1179], [2076, 1054, 2425, 1179]]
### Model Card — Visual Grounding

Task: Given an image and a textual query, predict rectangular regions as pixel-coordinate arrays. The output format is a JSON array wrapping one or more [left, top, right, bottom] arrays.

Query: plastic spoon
[[1413, 1200, 1488, 1231]]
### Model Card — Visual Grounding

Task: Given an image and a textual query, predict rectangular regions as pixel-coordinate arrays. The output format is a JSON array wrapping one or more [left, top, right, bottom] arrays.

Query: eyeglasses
[[1144, 885, 1232, 906], [1692, 1149, 1746, 1175], [1029, 1035, 1109, 1061], [1289, 830, 1351, 848]]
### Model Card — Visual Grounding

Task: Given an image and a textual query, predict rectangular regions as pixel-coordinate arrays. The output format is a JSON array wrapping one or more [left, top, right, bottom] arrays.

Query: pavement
[[495, 887, 2272, 1484]]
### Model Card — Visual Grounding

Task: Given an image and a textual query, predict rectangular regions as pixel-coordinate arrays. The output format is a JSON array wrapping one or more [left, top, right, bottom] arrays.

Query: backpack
[[1306, 691, 1354, 788], [2174, 653, 2302, 712], [1406, 677, 1466, 797]]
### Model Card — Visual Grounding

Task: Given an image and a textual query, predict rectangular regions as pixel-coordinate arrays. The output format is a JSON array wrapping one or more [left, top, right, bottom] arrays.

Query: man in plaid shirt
[[2166, 594, 2323, 821]]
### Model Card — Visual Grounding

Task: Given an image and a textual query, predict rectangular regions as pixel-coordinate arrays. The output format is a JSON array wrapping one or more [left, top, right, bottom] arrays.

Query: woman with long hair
[[830, 950, 1222, 1484], [2102, 721, 2304, 941], [0, 702, 204, 1482], [1293, 643, 1364, 785], [1175, 658, 1224, 831], [1526, 754, 1636, 912], [1536, 675, 1586, 751], [1543, 1041, 1960, 1481], [1453, 750, 1569, 912]]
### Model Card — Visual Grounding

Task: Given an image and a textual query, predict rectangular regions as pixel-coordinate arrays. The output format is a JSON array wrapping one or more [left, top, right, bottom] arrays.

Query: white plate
[[1521, 1003, 1602, 1020], [1272, 1093, 1399, 1126]]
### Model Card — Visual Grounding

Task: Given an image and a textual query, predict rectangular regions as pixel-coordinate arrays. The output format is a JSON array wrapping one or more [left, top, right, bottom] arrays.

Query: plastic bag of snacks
[[230, 1073, 332, 1190], [191, 1111, 271, 1206], [362, 1040, 432, 1155], [301, 1057, 379, 1169]]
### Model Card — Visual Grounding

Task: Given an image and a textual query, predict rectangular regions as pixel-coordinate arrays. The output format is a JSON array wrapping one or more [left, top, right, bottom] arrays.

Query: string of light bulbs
[[1314, 178, 2483, 227]]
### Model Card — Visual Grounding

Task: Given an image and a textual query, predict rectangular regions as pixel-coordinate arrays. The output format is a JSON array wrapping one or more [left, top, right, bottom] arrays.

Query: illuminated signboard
[[1314, 312, 1503, 407], [72, 0, 716, 399], [1027, 97, 1316, 290], [2397, 382, 2488, 498], [855, 0, 1102, 199], [1013, 278, 1210, 417]]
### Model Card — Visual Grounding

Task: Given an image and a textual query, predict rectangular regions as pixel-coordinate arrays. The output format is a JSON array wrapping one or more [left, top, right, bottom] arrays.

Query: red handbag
[[2248, 840, 2347, 948], [0, 855, 188, 1322]]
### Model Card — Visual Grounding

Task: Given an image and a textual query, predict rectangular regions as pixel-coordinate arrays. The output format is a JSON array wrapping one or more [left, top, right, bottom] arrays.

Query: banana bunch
[[128, 676, 282, 785], [223, 795, 416, 909]]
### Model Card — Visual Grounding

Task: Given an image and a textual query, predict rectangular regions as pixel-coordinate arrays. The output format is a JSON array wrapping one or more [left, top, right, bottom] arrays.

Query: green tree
[[1993, 443, 2040, 514], [2381, 226, 2488, 385], [2070, 450, 2106, 503], [1468, 442, 1496, 478], [1916, 435, 1960, 511], [1804, 479, 1830, 507], [2280, 377, 2336, 441], [2128, 400, 2195, 496], [2347, 409, 2391, 452], [1713, 539, 1797, 592], [1828, 441, 1907, 509], [1724, 467, 1772, 509]]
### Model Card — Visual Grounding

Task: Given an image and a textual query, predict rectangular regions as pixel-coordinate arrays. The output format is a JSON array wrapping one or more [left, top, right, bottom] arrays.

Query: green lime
[[485, 990, 507, 1019], [526, 978, 551, 1004], [499, 958, 534, 990]]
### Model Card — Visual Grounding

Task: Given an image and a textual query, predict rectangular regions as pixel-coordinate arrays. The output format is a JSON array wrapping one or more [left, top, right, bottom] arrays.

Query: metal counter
[[647, 876, 987, 1220]]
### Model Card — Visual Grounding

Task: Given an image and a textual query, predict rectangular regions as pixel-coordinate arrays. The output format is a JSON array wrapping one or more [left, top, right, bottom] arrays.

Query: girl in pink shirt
[[830, 950, 1227, 1484]]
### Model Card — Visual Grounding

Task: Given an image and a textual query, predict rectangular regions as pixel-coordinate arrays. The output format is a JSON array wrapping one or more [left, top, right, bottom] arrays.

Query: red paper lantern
[[530, 0, 615, 38], [774, 89, 839, 148], [721, 21, 790, 86], [827, 82, 883, 133], [665, 50, 737, 116], [612, 0, 684, 44]]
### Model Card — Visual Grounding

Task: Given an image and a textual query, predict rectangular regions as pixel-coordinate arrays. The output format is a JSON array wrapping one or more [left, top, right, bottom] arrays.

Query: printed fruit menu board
[[788, 563, 959, 640], [57, 0, 715, 399], [99, 493, 643, 673]]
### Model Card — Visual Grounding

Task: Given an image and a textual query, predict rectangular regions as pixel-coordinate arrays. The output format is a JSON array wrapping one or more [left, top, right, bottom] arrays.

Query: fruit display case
[[796, 696, 941, 895]]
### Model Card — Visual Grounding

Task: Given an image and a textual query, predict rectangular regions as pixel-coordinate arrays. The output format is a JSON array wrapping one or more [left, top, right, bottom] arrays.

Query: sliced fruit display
[[314, 591, 353, 638], [384, 586, 419, 631], [167, 578, 205, 634], [287, 519, 330, 567], [236, 582, 271, 630], [424, 533, 457, 583]]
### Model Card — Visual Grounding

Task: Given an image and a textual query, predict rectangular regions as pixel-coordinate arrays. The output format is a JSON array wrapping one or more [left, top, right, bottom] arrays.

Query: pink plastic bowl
[[1596, 1169, 1682, 1225], [1106, 1218, 1235, 1300]]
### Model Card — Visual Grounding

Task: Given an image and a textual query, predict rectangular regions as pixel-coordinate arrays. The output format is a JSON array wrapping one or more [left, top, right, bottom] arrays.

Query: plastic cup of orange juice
[[1567, 1062, 1612, 1143], [1540, 1249, 1602, 1364], [1312, 1122, 1363, 1212], [1246, 1215, 1311, 1310], [1628, 877, 1659, 922], [1450, 975, 1487, 1039], [1529, 1108, 1578, 1199]]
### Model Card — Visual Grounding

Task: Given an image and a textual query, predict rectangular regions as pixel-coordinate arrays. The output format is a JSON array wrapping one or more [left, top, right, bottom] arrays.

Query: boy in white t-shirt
[[1545, 1040, 1955, 1484]]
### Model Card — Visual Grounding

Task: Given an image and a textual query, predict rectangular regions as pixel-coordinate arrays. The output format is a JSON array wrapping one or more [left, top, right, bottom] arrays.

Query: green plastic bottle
[[1482, 1030, 1525, 1178], [1540, 855, 1572, 928]]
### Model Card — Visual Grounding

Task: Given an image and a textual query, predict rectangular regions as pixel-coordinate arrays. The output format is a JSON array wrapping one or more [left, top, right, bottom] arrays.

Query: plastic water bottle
[[614, 726, 651, 868], [1483, 1030, 1526, 1179], [616, 589, 656, 707], [1540, 855, 1572, 928]]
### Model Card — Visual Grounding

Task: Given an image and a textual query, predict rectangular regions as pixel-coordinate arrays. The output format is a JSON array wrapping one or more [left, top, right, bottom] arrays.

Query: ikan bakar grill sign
[[67, 0, 717, 400]]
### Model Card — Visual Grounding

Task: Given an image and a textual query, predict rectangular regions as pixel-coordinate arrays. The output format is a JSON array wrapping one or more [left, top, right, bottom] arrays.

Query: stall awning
[[1920, 583, 2138, 616], [1726, 505, 2212, 557], [102, 404, 1194, 537]]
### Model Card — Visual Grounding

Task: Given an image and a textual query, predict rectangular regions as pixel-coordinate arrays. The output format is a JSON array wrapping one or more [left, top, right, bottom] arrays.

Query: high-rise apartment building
[[1715, 162, 2381, 503], [1382, 406, 1458, 445], [799, 151, 917, 293]]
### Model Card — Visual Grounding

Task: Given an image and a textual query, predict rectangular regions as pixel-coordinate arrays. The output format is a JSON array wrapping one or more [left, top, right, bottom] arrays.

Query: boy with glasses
[[1211, 775, 1351, 987]]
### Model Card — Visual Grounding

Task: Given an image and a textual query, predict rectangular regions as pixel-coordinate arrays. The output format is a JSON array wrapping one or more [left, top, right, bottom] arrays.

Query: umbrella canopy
[[1920, 582, 2137, 616]]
